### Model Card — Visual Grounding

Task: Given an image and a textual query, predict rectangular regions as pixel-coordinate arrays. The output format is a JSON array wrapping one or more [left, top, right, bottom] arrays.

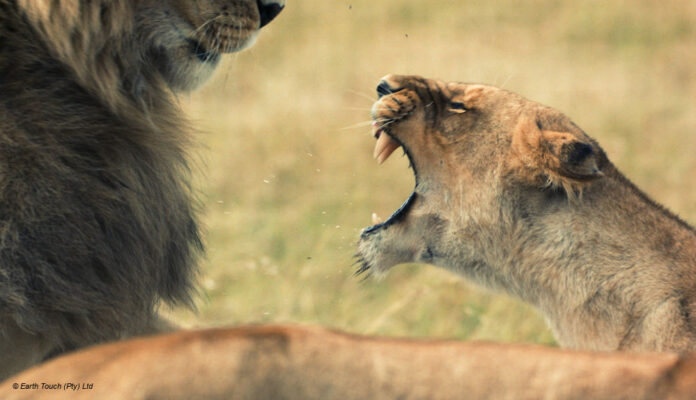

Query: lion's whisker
[[201, 18, 216, 32], [193, 17, 217, 35]]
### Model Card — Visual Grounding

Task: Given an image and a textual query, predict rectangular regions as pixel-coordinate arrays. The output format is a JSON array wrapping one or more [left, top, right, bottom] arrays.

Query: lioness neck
[[508, 163, 696, 352]]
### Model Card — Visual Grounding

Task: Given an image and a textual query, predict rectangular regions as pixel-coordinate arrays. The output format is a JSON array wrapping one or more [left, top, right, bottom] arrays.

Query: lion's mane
[[0, 0, 201, 348]]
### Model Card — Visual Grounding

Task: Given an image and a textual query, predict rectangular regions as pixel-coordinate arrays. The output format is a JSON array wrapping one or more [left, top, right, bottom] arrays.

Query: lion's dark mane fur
[[0, 0, 202, 348]]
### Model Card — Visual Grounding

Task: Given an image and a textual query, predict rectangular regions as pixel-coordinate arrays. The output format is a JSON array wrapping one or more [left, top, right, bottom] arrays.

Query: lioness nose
[[376, 80, 394, 98], [258, 0, 284, 28]]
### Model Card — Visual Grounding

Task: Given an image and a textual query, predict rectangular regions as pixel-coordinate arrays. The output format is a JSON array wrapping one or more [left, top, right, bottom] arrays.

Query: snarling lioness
[[0, 0, 283, 379], [358, 74, 696, 353]]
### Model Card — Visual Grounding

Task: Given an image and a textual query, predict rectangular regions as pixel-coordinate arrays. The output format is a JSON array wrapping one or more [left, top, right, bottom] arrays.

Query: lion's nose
[[258, 0, 284, 28], [376, 80, 394, 98]]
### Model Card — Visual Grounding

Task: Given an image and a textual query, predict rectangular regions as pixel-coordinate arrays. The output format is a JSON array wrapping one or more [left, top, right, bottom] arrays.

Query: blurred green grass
[[167, 0, 696, 345]]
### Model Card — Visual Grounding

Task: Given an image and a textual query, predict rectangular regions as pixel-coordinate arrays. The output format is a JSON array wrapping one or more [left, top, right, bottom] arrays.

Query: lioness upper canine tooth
[[373, 132, 400, 164], [372, 125, 382, 139]]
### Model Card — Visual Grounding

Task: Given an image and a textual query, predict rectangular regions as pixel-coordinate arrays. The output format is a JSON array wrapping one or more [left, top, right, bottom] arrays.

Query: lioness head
[[358, 74, 605, 278]]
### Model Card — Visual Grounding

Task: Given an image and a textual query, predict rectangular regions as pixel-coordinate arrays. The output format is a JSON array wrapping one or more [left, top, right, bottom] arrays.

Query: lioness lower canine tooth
[[374, 132, 400, 164], [372, 213, 383, 224]]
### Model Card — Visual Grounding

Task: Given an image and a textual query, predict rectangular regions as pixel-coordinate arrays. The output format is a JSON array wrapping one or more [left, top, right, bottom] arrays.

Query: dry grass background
[[168, 0, 696, 345]]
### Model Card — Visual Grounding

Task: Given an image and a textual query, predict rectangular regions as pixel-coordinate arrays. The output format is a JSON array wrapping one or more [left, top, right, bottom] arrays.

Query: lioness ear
[[512, 117, 603, 191], [540, 130, 603, 181]]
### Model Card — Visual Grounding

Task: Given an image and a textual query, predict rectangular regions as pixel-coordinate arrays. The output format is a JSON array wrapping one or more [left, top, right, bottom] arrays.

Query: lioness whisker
[[339, 120, 376, 130], [500, 71, 516, 89], [346, 89, 378, 103]]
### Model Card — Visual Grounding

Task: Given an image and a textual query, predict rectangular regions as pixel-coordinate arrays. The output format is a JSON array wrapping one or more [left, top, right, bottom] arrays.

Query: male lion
[[2, 325, 696, 400], [0, 0, 284, 379], [358, 74, 696, 353]]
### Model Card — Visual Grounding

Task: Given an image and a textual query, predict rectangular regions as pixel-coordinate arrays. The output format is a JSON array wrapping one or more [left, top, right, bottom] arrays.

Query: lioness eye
[[448, 102, 467, 113]]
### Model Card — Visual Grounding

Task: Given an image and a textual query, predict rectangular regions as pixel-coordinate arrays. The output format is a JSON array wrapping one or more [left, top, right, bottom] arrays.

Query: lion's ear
[[512, 117, 602, 191]]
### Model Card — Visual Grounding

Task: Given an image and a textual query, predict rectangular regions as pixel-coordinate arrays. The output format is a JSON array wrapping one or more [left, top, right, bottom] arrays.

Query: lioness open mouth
[[360, 82, 419, 244]]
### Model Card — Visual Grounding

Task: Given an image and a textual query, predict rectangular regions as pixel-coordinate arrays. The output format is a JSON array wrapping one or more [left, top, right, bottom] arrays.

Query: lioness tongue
[[373, 129, 400, 164]]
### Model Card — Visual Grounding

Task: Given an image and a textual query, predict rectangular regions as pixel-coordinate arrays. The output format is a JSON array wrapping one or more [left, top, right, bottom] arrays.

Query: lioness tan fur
[[1, 325, 695, 400], [358, 74, 696, 353], [0, 0, 284, 379]]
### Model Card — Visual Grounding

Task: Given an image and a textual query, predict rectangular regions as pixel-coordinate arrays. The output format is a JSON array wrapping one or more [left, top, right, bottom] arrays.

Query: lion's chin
[[217, 30, 260, 54], [187, 32, 259, 63], [192, 22, 261, 56], [186, 39, 220, 63]]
